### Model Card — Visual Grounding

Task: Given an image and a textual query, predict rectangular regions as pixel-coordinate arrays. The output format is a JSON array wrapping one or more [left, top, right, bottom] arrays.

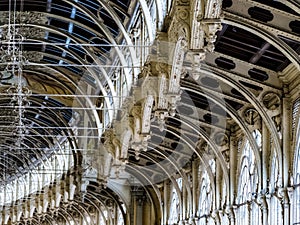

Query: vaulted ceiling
[[0, 0, 299, 224]]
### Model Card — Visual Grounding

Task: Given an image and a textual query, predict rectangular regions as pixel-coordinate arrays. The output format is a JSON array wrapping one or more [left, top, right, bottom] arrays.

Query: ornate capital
[[257, 194, 268, 211]]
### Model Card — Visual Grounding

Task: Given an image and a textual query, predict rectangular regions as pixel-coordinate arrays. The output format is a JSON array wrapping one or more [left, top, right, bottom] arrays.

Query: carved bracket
[[190, 0, 223, 62]]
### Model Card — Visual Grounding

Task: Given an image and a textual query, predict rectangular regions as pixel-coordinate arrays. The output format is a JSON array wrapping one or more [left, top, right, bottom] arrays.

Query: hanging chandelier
[[1, 0, 31, 151]]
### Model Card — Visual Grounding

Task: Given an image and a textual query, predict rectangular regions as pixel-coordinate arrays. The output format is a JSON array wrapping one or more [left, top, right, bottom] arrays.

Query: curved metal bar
[[181, 83, 262, 190], [277, 0, 300, 13], [129, 148, 185, 221], [155, 0, 164, 29], [151, 124, 217, 206], [87, 186, 127, 223], [169, 114, 230, 187], [83, 193, 110, 225], [42, 214, 56, 225], [60, 0, 137, 93], [0, 96, 77, 152], [0, 145, 45, 184], [77, 202, 98, 225], [23, 67, 101, 148], [44, 213, 64, 225], [69, 201, 91, 225], [156, 120, 220, 212], [95, 0, 140, 71], [145, 144, 193, 213], [46, 214, 58, 225], [0, 113, 74, 167], [56, 210, 73, 225], [0, 111, 76, 205], [0, 100, 72, 188], [58, 209, 80, 225], [85, 192, 115, 225], [125, 164, 164, 222], [134, 0, 155, 42], [0, 134, 53, 178], [64, 202, 89, 225], [0, 22, 112, 127], [23, 67, 98, 144], [199, 65, 283, 184]]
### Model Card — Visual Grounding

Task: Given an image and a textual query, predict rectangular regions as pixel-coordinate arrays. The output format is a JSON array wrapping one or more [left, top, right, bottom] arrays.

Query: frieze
[[0, 11, 47, 24]]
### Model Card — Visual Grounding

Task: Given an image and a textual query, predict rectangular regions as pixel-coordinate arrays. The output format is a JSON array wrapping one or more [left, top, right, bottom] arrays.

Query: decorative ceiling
[[0, 0, 299, 224]]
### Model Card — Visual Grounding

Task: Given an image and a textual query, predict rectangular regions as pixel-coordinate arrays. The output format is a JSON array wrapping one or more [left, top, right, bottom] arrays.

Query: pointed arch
[[168, 178, 182, 224], [236, 130, 260, 225], [268, 147, 282, 225], [198, 170, 213, 225]]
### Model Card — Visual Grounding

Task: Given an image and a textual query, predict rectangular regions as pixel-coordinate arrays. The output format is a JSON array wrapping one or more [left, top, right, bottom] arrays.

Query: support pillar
[[132, 189, 146, 225], [226, 206, 235, 225], [282, 95, 291, 225], [192, 160, 198, 219], [261, 122, 270, 225], [229, 132, 237, 207], [282, 96, 291, 189], [258, 195, 268, 225]]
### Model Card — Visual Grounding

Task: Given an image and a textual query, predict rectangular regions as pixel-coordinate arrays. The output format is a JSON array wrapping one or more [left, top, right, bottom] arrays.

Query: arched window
[[269, 141, 282, 225], [270, 151, 279, 193], [117, 205, 125, 225], [237, 165, 250, 225], [168, 178, 182, 224], [198, 171, 213, 225], [221, 176, 229, 224], [237, 131, 259, 225], [252, 131, 261, 225], [253, 130, 262, 148]]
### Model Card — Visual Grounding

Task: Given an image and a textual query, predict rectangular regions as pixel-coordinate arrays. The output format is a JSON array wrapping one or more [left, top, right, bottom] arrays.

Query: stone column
[[247, 201, 252, 225], [216, 160, 221, 213], [282, 92, 291, 188], [229, 135, 237, 202], [261, 122, 270, 225], [192, 160, 198, 218], [258, 195, 268, 225], [228, 129, 237, 225], [136, 196, 144, 225], [132, 189, 146, 225], [282, 93, 291, 225], [163, 180, 169, 225], [212, 210, 221, 225], [183, 179, 187, 221], [278, 188, 291, 225], [287, 187, 294, 225], [227, 206, 236, 225]]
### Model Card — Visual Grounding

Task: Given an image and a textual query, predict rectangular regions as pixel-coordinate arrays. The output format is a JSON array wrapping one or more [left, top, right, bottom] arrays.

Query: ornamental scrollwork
[[0, 11, 47, 24]]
